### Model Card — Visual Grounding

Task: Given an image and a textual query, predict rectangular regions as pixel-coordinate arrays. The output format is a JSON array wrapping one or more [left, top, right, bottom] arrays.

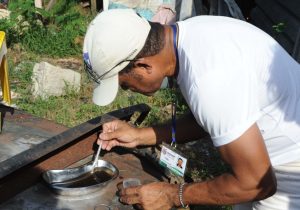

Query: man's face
[[118, 59, 165, 95], [177, 159, 183, 167]]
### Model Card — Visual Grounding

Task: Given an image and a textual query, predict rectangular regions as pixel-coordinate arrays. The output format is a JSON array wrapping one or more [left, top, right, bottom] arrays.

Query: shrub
[[0, 0, 91, 57]]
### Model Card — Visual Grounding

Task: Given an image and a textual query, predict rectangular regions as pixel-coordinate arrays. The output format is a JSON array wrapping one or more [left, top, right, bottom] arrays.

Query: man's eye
[[121, 83, 129, 90]]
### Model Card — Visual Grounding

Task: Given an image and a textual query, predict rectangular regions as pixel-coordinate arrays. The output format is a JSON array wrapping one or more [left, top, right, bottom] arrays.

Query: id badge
[[159, 143, 187, 177]]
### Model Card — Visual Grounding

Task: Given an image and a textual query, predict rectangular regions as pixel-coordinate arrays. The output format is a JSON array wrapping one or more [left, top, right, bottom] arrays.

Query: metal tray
[[43, 159, 119, 196]]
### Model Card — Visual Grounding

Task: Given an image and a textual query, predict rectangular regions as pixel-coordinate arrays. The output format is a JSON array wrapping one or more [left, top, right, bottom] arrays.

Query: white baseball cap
[[83, 9, 151, 106]]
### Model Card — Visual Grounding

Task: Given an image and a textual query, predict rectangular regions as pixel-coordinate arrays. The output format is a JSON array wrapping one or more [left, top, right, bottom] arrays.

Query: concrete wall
[[251, 0, 300, 63]]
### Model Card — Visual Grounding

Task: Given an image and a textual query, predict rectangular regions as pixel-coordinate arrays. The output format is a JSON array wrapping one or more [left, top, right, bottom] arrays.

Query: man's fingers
[[117, 182, 124, 191], [120, 186, 139, 196], [102, 120, 123, 133], [119, 187, 140, 205], [99, 130, 121, 141], [99, 140, 110, 150], [97, 120, 135, 151], [97, 139, 120, 151], [119, 195, 140, 205], [105, 140, 119, 151]]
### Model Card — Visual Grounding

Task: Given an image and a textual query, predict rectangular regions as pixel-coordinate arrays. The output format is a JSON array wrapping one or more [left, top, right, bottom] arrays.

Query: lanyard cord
[[170, 24, 178, 147], [170, 24, 179, 79], [171, 101, 176, 147]]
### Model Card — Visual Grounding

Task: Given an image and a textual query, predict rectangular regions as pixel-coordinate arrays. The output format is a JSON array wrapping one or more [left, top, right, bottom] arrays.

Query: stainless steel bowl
[[43, 159, 119, 196]]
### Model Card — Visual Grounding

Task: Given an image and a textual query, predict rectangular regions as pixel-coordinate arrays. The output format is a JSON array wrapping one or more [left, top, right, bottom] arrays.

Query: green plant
[[1, 0, 91, 57], [9, 61, 34, 94]]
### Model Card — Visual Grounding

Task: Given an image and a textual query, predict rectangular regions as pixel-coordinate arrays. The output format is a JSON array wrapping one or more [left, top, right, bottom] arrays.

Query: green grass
[[9, 58, 185, 127], [1, 0, 90, 57]]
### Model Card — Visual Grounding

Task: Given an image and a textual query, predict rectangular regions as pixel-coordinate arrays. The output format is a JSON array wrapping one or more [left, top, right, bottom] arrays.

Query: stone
[[0, 9, 10, 19], [31, 62, 81, 99]]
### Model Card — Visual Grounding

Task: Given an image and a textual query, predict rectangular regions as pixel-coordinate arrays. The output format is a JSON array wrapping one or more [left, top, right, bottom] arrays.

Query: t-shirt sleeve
[[190, 68, 261, 147]]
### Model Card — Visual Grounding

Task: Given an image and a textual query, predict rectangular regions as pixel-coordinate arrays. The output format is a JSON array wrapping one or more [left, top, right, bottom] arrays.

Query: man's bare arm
[[176, 123, 276, 205], [138, 112, 208, 145]]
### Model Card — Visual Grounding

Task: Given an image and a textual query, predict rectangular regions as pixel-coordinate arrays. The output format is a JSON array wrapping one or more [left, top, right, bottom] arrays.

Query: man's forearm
[[155, 112, 208, 145], [184, 175, 257, 205], [137, 112, 208, 146], [177, 170, 275, 206], [174, 112, 208, 143]]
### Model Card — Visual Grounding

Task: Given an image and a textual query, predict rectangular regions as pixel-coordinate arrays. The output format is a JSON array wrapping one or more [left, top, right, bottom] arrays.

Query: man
[[177, 158, 183, 169], [83, 9, 300, 210]]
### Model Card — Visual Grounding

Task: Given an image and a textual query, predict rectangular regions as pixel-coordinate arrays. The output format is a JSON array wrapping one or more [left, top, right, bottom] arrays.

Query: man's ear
[[134, 57, 152, 74]]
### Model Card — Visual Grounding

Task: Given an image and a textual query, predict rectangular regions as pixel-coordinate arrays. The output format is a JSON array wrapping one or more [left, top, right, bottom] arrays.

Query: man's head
[[177, 158, 183, 168], [118, 21, 166, 96], [83, 9, 168, 106]]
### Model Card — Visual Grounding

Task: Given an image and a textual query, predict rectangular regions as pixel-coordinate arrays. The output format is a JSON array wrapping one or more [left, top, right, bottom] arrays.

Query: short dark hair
[[120, 21, 165, 74], [137, 21, 165, 58]]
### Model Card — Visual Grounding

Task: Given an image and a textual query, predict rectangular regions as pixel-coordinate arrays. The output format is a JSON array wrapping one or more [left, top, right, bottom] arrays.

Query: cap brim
[[92, 74, 118, 106]]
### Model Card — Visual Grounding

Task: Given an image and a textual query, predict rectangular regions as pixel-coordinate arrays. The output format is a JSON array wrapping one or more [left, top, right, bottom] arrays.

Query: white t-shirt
[[176, 16, 300, 166]]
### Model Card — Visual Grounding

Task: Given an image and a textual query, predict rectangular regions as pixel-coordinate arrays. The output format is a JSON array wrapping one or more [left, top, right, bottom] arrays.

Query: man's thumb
[[99, 130, 119, 140]]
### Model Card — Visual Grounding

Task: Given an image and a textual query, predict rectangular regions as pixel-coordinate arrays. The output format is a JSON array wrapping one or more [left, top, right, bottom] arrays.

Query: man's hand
[[98, 120, 141, 151], [98, 113, 208, 151], [118, 182, 180, 210]]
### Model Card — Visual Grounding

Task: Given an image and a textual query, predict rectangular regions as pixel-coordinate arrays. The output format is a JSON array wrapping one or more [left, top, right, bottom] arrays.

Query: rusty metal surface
[[0, 110, 67, 163], [1, 151, 168, 210], [0, 104, 150, 179], [0, 132, 97, 203], [0, 104, 150, 203]]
